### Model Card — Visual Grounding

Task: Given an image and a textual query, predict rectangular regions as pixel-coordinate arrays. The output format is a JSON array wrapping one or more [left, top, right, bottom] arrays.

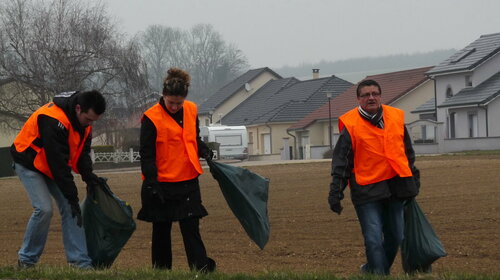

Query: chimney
[[312, 68, 320, 79]]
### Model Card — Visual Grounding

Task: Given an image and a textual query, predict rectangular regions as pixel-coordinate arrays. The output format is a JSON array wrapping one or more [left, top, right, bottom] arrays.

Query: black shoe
[[18, 259, 35, 269], [360, 263, 369, 274], [194, 257, 216, 273]]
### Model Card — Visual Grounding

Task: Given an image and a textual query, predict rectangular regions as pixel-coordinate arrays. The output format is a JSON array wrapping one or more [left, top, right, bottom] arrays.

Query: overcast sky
[[100, 0, 500, 69]]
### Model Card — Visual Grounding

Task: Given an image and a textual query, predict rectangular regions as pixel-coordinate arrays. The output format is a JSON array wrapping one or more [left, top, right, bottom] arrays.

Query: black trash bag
[[207, 159, 270, 249], [401, 198, 447, 274], [81, 179, 136, 268]]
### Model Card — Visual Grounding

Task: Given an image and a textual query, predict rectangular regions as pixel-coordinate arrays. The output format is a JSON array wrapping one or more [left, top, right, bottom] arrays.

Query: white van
[[200, 125, 248, 159]]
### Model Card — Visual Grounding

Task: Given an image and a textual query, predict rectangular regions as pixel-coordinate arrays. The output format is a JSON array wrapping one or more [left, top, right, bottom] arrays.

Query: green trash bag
[[81, 179, 136, 268], [207, 159, 270, 249], [401, 198, 447, 274]]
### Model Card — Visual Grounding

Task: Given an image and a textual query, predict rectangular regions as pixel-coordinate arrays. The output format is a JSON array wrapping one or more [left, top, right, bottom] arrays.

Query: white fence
[[90, 148, 140, 163]]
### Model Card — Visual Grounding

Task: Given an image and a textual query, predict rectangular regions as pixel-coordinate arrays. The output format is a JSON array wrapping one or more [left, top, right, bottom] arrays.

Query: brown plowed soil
[[1, 154, 499, 276]]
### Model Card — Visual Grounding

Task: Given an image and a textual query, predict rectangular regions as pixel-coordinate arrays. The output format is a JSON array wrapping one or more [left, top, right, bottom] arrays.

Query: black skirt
[[137, 177, 208, 222]]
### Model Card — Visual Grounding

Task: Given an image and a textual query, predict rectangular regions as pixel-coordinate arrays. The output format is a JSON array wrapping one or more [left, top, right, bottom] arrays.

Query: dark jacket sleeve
[[328, 128, 353, 203], [387, 126, 421, 199], [196, 116, 211, 158], [77, 130, 98, 183], [140, 115, 158, 185], [38, 115, 79, 203], [404, 126, 420, 187]]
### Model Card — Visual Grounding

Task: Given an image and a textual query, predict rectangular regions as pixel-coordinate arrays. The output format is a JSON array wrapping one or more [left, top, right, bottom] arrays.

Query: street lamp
[[208, 110, 214, 125], [326, 92, 333, 150]]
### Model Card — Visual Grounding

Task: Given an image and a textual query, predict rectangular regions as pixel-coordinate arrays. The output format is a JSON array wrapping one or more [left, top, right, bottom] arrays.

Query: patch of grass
[[0, 266, 498, 280], [455, 150, 500, 155]]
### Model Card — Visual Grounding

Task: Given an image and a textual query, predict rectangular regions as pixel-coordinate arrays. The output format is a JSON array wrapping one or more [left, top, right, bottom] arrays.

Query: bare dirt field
[[0, 154, 499, 277]]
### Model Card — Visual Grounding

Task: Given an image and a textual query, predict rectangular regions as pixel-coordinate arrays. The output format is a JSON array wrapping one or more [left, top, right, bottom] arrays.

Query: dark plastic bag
[[401, 198, 447, 274], [207, 159, 270, 249], [81, 179, 136, 268]]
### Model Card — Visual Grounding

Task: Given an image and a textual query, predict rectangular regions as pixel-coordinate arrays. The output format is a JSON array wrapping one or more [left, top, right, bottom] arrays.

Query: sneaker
[[360, 263, 369, 274], [17, 259, 35, 269]]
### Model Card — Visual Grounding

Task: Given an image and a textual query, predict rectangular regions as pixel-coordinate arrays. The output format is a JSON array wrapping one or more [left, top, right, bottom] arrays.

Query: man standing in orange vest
[[328, 79, 420, 275], [11, 90, 106, 269]]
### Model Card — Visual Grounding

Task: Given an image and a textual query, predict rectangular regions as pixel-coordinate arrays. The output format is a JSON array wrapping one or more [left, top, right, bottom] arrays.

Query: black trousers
[[152, 218, 209, 270]]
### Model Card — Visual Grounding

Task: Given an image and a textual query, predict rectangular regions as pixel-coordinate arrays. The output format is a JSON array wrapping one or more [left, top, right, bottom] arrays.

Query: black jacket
[[329, 124, 420, 206], [137, 98, 210, 222], [11, 92, 97, 203]]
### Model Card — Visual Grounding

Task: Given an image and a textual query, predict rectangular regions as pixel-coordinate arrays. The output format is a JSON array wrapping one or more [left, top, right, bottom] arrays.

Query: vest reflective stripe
[[339, 105, 412, 185], [13, 102, 91, 179], [143, 101, 203, 182]]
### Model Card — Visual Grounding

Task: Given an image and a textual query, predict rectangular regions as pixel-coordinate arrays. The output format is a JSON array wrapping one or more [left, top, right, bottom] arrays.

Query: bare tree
[[0, 0, 135, 126], [93, 39, 152, 149], [138, 23, 249, 103], [0, 0, 151, 150], [186, 24, 249, 102], [139, 25, 187, 92]]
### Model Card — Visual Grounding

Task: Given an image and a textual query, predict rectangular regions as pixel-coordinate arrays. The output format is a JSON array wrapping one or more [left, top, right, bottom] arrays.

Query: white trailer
[[200, 125, 248, 159]]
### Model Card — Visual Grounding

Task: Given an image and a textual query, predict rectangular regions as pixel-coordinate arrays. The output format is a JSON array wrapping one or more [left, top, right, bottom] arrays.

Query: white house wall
[[391, 80, 434, 124], [473, 53, 500, 86], [488, 96, 500, 136], [447, 106, 486, 138], [435, 73, 469, 139], [0, 130, 16, 148], [248, 123, 298, 157]]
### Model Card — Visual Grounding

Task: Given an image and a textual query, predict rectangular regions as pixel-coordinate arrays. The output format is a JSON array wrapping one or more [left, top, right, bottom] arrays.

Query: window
[[468, 112, 478, 138], [449, 112, 456, 138], [421, 125, 427, 140], [446, 86, 453, 98], [215, 135, 242, 146], [465, 75, 472, 87], [248, 132, 253, 144], [451, 47, 475, 63], [204, 118, 210, 126]]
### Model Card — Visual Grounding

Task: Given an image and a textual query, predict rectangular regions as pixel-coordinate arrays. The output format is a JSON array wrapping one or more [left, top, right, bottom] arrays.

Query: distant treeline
[[276, 49, 456, 82]]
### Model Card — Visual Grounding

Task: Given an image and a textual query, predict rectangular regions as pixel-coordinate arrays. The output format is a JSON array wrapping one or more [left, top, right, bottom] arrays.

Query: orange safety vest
[[13, 102, 91, 179], [339, 105, 412, 185], [143, 100, 203, 182]]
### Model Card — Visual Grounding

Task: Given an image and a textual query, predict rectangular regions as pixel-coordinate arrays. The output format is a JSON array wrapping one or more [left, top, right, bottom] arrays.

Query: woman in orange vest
[[137, 67, 215, 272], [328, 79, 420, 275], [11, 90, 106, 269]]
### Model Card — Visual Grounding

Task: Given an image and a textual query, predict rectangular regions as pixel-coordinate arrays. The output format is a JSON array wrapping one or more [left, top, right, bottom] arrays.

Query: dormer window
[[451, 47, 475, 63], [446, 86, 453, 98]]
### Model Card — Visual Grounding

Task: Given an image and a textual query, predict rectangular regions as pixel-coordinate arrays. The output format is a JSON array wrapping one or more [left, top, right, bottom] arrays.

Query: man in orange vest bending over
[[328, 79, 420, 275], [11, 90, 106, 269]]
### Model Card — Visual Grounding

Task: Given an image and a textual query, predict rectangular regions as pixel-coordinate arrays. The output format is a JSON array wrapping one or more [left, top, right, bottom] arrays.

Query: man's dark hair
[[76, 90, 106, 115], [356, 79, 382, 97]]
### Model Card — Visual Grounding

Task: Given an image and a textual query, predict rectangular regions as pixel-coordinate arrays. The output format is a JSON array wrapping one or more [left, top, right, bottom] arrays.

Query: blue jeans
[[355, 198, 404, 275], [14, 163, 92, 268]]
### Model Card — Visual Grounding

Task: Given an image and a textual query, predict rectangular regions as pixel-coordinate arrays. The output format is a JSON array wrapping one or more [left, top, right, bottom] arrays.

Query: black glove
[[69, 200, 82, 227], [330, 202, 343, 215], [203, 149, 215, 161], [328, 196, 343, 215], [86, 176, 107, 193]]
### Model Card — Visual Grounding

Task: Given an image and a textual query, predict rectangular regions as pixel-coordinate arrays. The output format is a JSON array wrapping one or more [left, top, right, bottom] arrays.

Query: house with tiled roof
[[198, 67, 282, 126], [222, 72, 352, 159], [425, 32, 500, 153], [289, 66, 434, 158]]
